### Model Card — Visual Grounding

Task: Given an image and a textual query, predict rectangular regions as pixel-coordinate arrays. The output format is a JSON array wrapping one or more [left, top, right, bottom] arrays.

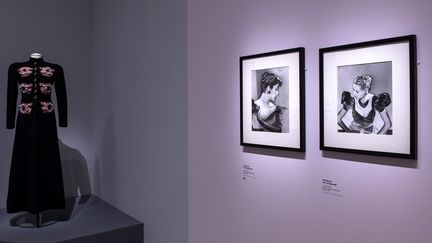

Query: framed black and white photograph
[[240, 48, 305, 151], [320, 35, 417, 158]]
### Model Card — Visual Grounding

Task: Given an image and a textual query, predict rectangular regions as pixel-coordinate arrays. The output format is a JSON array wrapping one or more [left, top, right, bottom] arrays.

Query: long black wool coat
[[6, 57, 67, 214]]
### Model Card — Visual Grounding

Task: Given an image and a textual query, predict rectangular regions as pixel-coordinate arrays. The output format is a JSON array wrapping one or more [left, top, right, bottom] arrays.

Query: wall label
[[242, 164, 256, 180], [322, 178, 342, 196]]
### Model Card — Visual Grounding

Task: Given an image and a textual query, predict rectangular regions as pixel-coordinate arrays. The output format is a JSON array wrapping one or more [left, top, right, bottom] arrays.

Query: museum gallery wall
[[1, 0, 432, 243], [188, 0, 432, 243]]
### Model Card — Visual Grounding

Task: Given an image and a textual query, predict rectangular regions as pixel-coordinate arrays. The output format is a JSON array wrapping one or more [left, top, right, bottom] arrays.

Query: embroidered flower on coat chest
[[17, 67, 33, 77], [18, 103, 33, 114], [39, 83, 53, 94], [39, 67, 55, 77], [18, 83, 33, 94], [40, 102, 54, 113]]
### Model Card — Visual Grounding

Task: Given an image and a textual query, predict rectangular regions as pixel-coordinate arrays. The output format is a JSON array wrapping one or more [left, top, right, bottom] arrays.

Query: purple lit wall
[[188, 0, 432, 242]]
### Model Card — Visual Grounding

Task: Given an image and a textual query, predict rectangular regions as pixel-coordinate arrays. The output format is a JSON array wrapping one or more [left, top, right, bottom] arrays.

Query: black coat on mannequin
[[6, 55, 67, 214]]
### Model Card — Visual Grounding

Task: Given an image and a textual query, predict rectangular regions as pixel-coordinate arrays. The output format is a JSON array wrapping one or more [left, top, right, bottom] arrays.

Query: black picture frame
[[240, 48, 305, 151], [319, 35, 417, 159]]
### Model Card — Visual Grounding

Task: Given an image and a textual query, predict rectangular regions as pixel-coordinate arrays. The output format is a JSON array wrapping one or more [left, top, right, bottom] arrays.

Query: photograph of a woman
[[337, 62, 392, 135], [241, 48, 305, 150], [251, 68, 289, 133], [320, 35, 416, 157]]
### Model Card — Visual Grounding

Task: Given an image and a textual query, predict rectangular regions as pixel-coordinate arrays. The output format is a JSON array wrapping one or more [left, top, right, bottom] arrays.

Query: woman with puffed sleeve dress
[[337, 74, 392, 135]]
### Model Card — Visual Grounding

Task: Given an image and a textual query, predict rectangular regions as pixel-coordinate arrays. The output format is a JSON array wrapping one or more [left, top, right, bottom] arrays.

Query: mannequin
[[6, 53, 68, 227]]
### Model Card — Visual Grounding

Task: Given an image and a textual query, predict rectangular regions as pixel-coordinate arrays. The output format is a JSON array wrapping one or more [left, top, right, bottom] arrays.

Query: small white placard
[[322, 178, 342, 197], [242, 164, 256, 180]]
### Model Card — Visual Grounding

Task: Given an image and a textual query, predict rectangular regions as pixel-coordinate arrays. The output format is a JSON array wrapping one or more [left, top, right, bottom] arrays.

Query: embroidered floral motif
[[39, 83, 53, 94], [17, 67, 33, 77], [18, 83, 33, 94], [18, 103, 33, 114], [39, 67, 55, 77], [40, 102, 54, 113]]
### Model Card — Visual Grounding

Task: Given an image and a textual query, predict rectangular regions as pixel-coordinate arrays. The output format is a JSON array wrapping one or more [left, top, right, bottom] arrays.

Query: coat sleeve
[[55, 65, 68, 127], [374, 93, 392, 112], [6, 64, 18, 129], [341, 91, 353, 111]]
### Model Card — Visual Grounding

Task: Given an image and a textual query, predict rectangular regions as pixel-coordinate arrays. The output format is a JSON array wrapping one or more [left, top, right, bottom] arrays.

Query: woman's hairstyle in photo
[[260, 71, 282, 93], [353, 74, 373, 91]]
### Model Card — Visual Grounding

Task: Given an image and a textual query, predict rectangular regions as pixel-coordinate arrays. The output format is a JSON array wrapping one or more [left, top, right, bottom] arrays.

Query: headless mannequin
[[12, 53, 59, 228]]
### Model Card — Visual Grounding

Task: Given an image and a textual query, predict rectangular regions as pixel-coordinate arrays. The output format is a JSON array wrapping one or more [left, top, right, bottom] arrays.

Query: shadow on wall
[[59, 140, 92, 198], [92, 114, 117, 203], [243, 146, 306, 160], [322, 151, 418, 168]]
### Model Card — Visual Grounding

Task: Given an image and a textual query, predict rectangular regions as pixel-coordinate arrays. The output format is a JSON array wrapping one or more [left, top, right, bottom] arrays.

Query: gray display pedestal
[[0, 195, 143, 243]]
